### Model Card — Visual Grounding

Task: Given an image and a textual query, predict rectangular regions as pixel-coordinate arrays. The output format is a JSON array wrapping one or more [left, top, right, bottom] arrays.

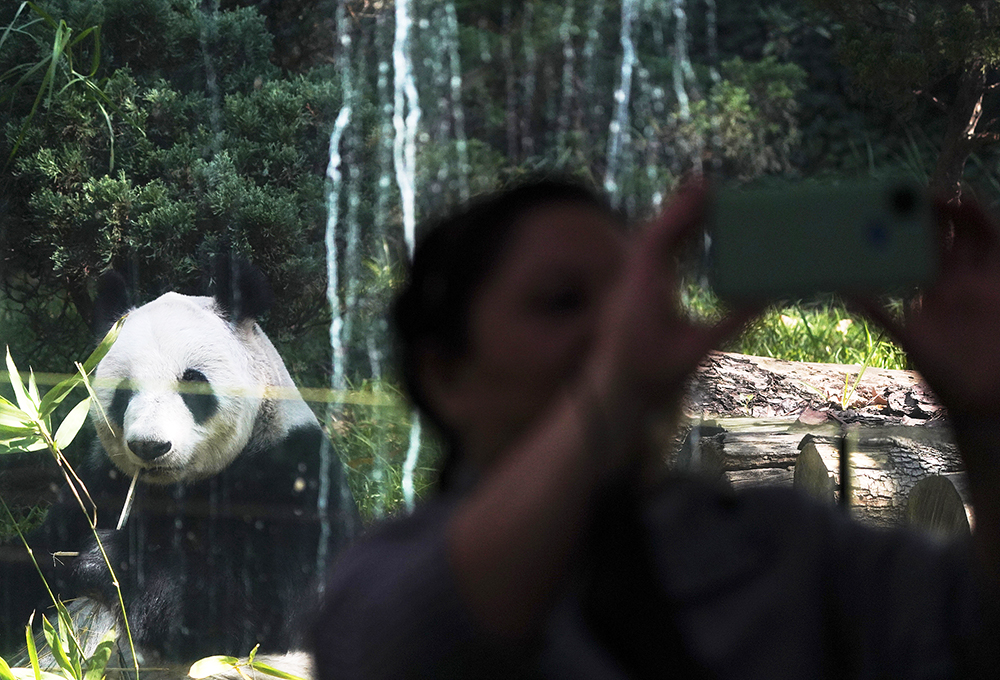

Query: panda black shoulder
[[223, 423, 332, 506]]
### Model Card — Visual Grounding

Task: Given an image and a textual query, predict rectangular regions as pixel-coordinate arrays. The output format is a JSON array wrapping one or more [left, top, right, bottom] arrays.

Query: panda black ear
[[92, 271, 131, 337], [210, 258, 275, 324]]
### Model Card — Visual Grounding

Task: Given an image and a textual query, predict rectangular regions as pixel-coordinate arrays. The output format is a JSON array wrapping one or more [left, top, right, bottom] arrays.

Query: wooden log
[[906, 475, 970, 538], [728, 468, 794, 489], [674, 418, 967, 529], [793, 441, 834, 503]]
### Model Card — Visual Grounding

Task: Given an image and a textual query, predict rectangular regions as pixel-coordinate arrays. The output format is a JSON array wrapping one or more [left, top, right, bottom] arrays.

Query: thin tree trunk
[[930, 63, 987, 209]]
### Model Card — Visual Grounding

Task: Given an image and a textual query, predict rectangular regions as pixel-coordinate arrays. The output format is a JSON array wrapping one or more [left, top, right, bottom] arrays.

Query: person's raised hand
[[582, 181, 757, 457], [860, 199, 1000, 424]]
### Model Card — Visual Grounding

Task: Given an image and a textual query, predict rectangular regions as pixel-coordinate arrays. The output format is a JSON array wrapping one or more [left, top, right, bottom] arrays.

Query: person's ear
[[416, 344, 472, 429]]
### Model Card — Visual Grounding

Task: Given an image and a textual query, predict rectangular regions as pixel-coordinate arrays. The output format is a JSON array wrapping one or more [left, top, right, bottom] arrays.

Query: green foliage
[[0, 320, 120, 456], [0, 323, 139, 678], [40, 603, 115, 680], [739, 303, 907, 370], [682, 56, 806, 179], [1, 0, 861, 380], [813, 1, 1000, 108], [331, 380, 443, 523], [0, 505, 46, 544], [0, 600, 116, 680], [2, 1, 344, 376], [0, 1, 970, 672], [189, 647, 309, 680], [0, 0, 968, 536], [805, 0, 1000, 201]]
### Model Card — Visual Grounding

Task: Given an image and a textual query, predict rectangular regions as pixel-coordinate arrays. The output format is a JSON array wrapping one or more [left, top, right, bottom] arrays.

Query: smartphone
[[708, 179, 938, 303]]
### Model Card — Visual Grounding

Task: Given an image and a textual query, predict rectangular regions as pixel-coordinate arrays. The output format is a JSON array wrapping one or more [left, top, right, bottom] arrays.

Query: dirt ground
[[685, 351, 947, 428]]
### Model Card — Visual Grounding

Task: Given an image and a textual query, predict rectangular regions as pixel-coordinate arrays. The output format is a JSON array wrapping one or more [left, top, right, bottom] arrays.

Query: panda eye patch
[[109, 380, 134, 431], [179, 368, 217, 425], [182, 369, 208, 383]]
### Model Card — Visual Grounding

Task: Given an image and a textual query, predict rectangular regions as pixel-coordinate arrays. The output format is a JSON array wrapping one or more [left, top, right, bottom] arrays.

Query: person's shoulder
[[644, 474, 972, 558], [645, 474, 829, 519], [324, 493, 459, 579], [364, 494, 458, 543], [643, 475, 852, 553]]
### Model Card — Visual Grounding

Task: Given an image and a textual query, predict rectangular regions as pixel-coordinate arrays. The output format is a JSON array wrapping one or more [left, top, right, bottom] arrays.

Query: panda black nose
[[128, 439, 172, 461]]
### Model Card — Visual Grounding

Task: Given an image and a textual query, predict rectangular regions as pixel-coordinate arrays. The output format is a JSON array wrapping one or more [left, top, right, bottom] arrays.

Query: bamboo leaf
[[9, 670, 65, 680], [0, 397, 32, 429], [6, 349, 37, 418], [81, 640, 113, 680], [24, 619, 40, 680], [27, 371, 40, 410], [40, 24, 63, 110], [53, 398, 90, 451], [0, 4, 32, 54], [0, 427, 38, 442], [26, 3, 56, 28], [80, 625, 116, 680], [36, 374, 82, 421], [0, 400, 39, 451], [0, 654, 16, 680], [0, 662, 63, 680], [0, 438, 47, 455], [188, 656, 240, 679], [38, 317, 122, 418], [86, 27, 100, 78], [54, 603, 81, 680], [40, 617, 72, 678], [81, 317, 124, 374], [66, 25, 95, 50]]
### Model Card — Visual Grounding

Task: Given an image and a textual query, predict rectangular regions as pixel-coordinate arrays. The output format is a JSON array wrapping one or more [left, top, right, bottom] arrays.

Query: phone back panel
[[709, 180, 937, 303]]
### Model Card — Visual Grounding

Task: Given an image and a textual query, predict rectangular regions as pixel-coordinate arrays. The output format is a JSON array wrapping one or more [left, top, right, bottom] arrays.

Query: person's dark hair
[[391, 177, 619, 485]]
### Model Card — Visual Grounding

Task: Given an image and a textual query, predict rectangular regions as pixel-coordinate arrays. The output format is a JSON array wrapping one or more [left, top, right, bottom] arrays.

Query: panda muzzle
[[128, 438, 172, 462]]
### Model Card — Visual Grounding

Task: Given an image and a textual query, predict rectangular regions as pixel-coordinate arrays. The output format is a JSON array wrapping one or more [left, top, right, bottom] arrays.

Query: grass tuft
[[683, 284, 910, 370]]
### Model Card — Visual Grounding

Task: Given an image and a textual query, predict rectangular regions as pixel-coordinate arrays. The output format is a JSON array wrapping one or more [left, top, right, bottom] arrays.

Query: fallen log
[[686, 351, 945, 424], [674, 353, 969, 532], [673, 419, 969, 531]]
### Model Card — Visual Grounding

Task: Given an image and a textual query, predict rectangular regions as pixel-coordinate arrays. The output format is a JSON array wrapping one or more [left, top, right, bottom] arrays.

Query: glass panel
[[0, 0, 974, 674]]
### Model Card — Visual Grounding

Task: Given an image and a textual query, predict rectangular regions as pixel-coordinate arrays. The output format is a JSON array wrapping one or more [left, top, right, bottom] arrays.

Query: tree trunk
[[930, 63, 987, 210]]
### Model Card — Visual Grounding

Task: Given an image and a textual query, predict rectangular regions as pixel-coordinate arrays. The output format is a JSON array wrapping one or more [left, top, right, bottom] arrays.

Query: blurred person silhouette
[[311, 178, 1000, 678]]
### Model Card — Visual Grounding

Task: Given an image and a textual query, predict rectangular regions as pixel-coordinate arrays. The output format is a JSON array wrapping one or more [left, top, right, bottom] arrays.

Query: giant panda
[[4, 262, 360, 667]]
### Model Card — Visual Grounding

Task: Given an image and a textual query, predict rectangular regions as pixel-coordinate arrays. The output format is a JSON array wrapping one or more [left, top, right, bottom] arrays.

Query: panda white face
[[92, 292, 265, 485]]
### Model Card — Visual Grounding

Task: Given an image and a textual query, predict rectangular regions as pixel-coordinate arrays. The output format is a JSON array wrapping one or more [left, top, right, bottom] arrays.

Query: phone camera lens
[[866, 219, 891, 251], [891, 186, 917, 215]]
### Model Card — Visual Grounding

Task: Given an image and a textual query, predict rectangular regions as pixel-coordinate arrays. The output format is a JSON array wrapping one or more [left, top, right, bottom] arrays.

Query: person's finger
[[848, 296, 947, 382], [643, 179, 709, 256], [701, 305, 762, 353], [937, 197, 1000, 264]]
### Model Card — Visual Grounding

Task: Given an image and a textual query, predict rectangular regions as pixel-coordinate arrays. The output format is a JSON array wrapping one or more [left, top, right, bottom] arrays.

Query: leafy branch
[[0, 318, 137, 680]]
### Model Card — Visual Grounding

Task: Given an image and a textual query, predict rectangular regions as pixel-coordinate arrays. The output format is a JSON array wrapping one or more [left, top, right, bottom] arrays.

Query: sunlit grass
[[682, 283, 910, 371], [328, 380, 443, 523]]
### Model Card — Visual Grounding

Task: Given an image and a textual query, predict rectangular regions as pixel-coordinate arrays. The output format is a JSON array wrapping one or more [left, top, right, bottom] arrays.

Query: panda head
[[90, 264, 277, 485]]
